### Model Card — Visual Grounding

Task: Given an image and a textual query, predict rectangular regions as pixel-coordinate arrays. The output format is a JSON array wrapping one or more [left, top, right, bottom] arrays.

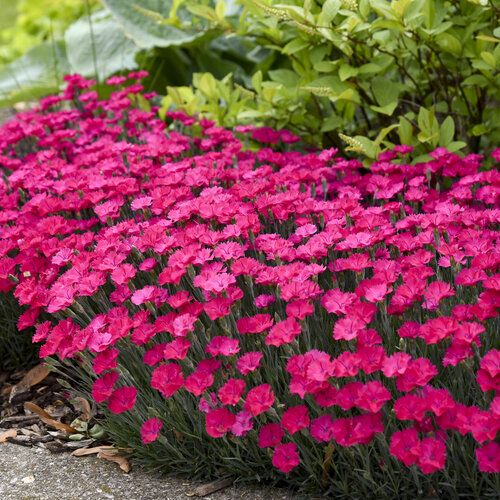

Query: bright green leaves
[[417, 107, 440, 145], [340, 123, 400, 161], [0, 0, 253, 107], [0, 41, 69, 106], [438, 116, 455, 146], [370, 77, 402, 116], [397, 110, 465, 153], [64, 11, 140, 81], [435, 32, 462, 56], [317, 0, 342, 26], [226, 0, 498, 154], [101, 0, 214, 49]]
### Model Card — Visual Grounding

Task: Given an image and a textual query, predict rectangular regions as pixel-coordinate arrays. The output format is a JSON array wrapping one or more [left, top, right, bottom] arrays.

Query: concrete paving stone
[[0, 443, 302, 500]]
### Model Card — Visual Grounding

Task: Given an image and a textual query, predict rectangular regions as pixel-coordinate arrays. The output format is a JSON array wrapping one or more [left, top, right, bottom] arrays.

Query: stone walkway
[[0, 443, 298, 500]]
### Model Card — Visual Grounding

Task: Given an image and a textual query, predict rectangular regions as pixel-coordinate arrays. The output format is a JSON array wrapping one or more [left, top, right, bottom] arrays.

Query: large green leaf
[[102, 0, 212, 49], [0, 41, 69, 106], [65, 10, 140, 80], [371, 76, 401, 107]]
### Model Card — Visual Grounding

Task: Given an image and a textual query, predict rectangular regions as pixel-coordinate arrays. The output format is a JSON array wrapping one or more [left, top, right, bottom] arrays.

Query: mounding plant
[[0, 76, 499, 497]]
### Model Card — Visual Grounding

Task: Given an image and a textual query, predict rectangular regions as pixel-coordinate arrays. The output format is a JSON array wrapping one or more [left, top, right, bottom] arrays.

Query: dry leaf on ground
[[24, 402, 77, 434], [1, 384, 12, 396], [186, 478, 234, 497], [0, 429, 17, 443], [71, 445, 115, 457], [71, 397, 93, 421], [9, 364, 50, 403], [97, 450, 131, 473], [19, 364, 50, 389]]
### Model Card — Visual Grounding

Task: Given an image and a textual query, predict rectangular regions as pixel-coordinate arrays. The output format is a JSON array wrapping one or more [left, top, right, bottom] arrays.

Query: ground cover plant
[[0, 75, 499, 498]]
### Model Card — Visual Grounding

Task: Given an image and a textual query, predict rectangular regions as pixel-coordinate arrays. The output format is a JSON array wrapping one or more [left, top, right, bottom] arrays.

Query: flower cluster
[[0, 74, 499, 480]]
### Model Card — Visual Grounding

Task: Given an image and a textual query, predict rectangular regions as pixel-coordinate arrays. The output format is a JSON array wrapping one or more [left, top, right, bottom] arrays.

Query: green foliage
[[0, 41, 69, 106], [101, 0, 219, 49], [1, 0, 498, 157], [160, 70, 316, 136], [0, 0, 97, 64], [162, 0, 499, 156], [0, 0, 261, 107], [0, 292, 38, 373], [64, 10, 140, 81]]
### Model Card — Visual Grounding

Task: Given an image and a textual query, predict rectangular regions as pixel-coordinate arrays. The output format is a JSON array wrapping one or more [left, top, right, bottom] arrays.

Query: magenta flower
[[108, 386, 137, 414]]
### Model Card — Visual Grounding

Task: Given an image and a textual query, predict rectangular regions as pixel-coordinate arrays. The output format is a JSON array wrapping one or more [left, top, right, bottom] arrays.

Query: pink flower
[[131, 285, 157, 305], [151, 363, 184, 398], [258, 423, 283, 448], [417, 437, 446, 474], [163, 338, 191, 361], [171, 313, 198, 337], [265, 317, 301, 347], [144, 344, 168, 366], [333, 316, 366, 341], [332, 413, 383, 447], [389, 428, 421, 466], [423, 281, 455, 310], [92, 348, 119, 375], [185, 370, 214, 396], [281, 405, 310, 435], [131, 196, 153, 211], [272, 443, 300, 473], [286, 300, 314, 320], [218, 379, 245, 406], [108, 386, 137, 414], [204, 297, 232, 320], [396, 358, 438, 392], [206, 336, 240, 357], [92, 371, 119, 403], [321, 289, 357, 315], [394, 394, 428, 422], [479, 350, 500, 378], [205, 408, 235, 438], [244, 384, 275, 416], [382, 353, 412, 377], [475, 442, 500, 473], [231, 410, 253, 437], [193, 268, 236, 293], [255, 294, 276, 308], [237, 314, 274, 334], [310, 415, 335, 442], [140, 418, 163, 444], [236, 352, 263, 375], [355, 381, 391, 413]]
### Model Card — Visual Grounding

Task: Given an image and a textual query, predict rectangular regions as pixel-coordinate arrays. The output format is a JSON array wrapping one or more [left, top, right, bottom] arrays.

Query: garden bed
[[0, 74, 499, 498]]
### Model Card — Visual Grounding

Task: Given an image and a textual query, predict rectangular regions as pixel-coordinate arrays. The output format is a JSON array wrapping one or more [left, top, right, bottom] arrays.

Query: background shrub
[[0, 0, 261, 107], [1, 1, 498, 159], [162, 0, 500, 158]]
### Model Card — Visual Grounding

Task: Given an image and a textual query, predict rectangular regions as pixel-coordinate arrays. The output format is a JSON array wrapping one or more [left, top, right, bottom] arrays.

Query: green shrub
[[162, 0, 500, 158], [0, 0, 262, 108]]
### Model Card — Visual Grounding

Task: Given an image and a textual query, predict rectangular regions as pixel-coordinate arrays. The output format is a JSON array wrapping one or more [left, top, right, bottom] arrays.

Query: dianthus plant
[[0, 74, 499, 496]]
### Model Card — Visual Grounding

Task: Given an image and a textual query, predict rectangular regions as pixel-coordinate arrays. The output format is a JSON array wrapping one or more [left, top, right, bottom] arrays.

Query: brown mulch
[[0, 365, 97, 453]]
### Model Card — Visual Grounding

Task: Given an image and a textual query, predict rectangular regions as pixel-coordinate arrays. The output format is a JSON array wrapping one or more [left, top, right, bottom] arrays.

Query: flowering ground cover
[[0, 75, 499, 497]]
